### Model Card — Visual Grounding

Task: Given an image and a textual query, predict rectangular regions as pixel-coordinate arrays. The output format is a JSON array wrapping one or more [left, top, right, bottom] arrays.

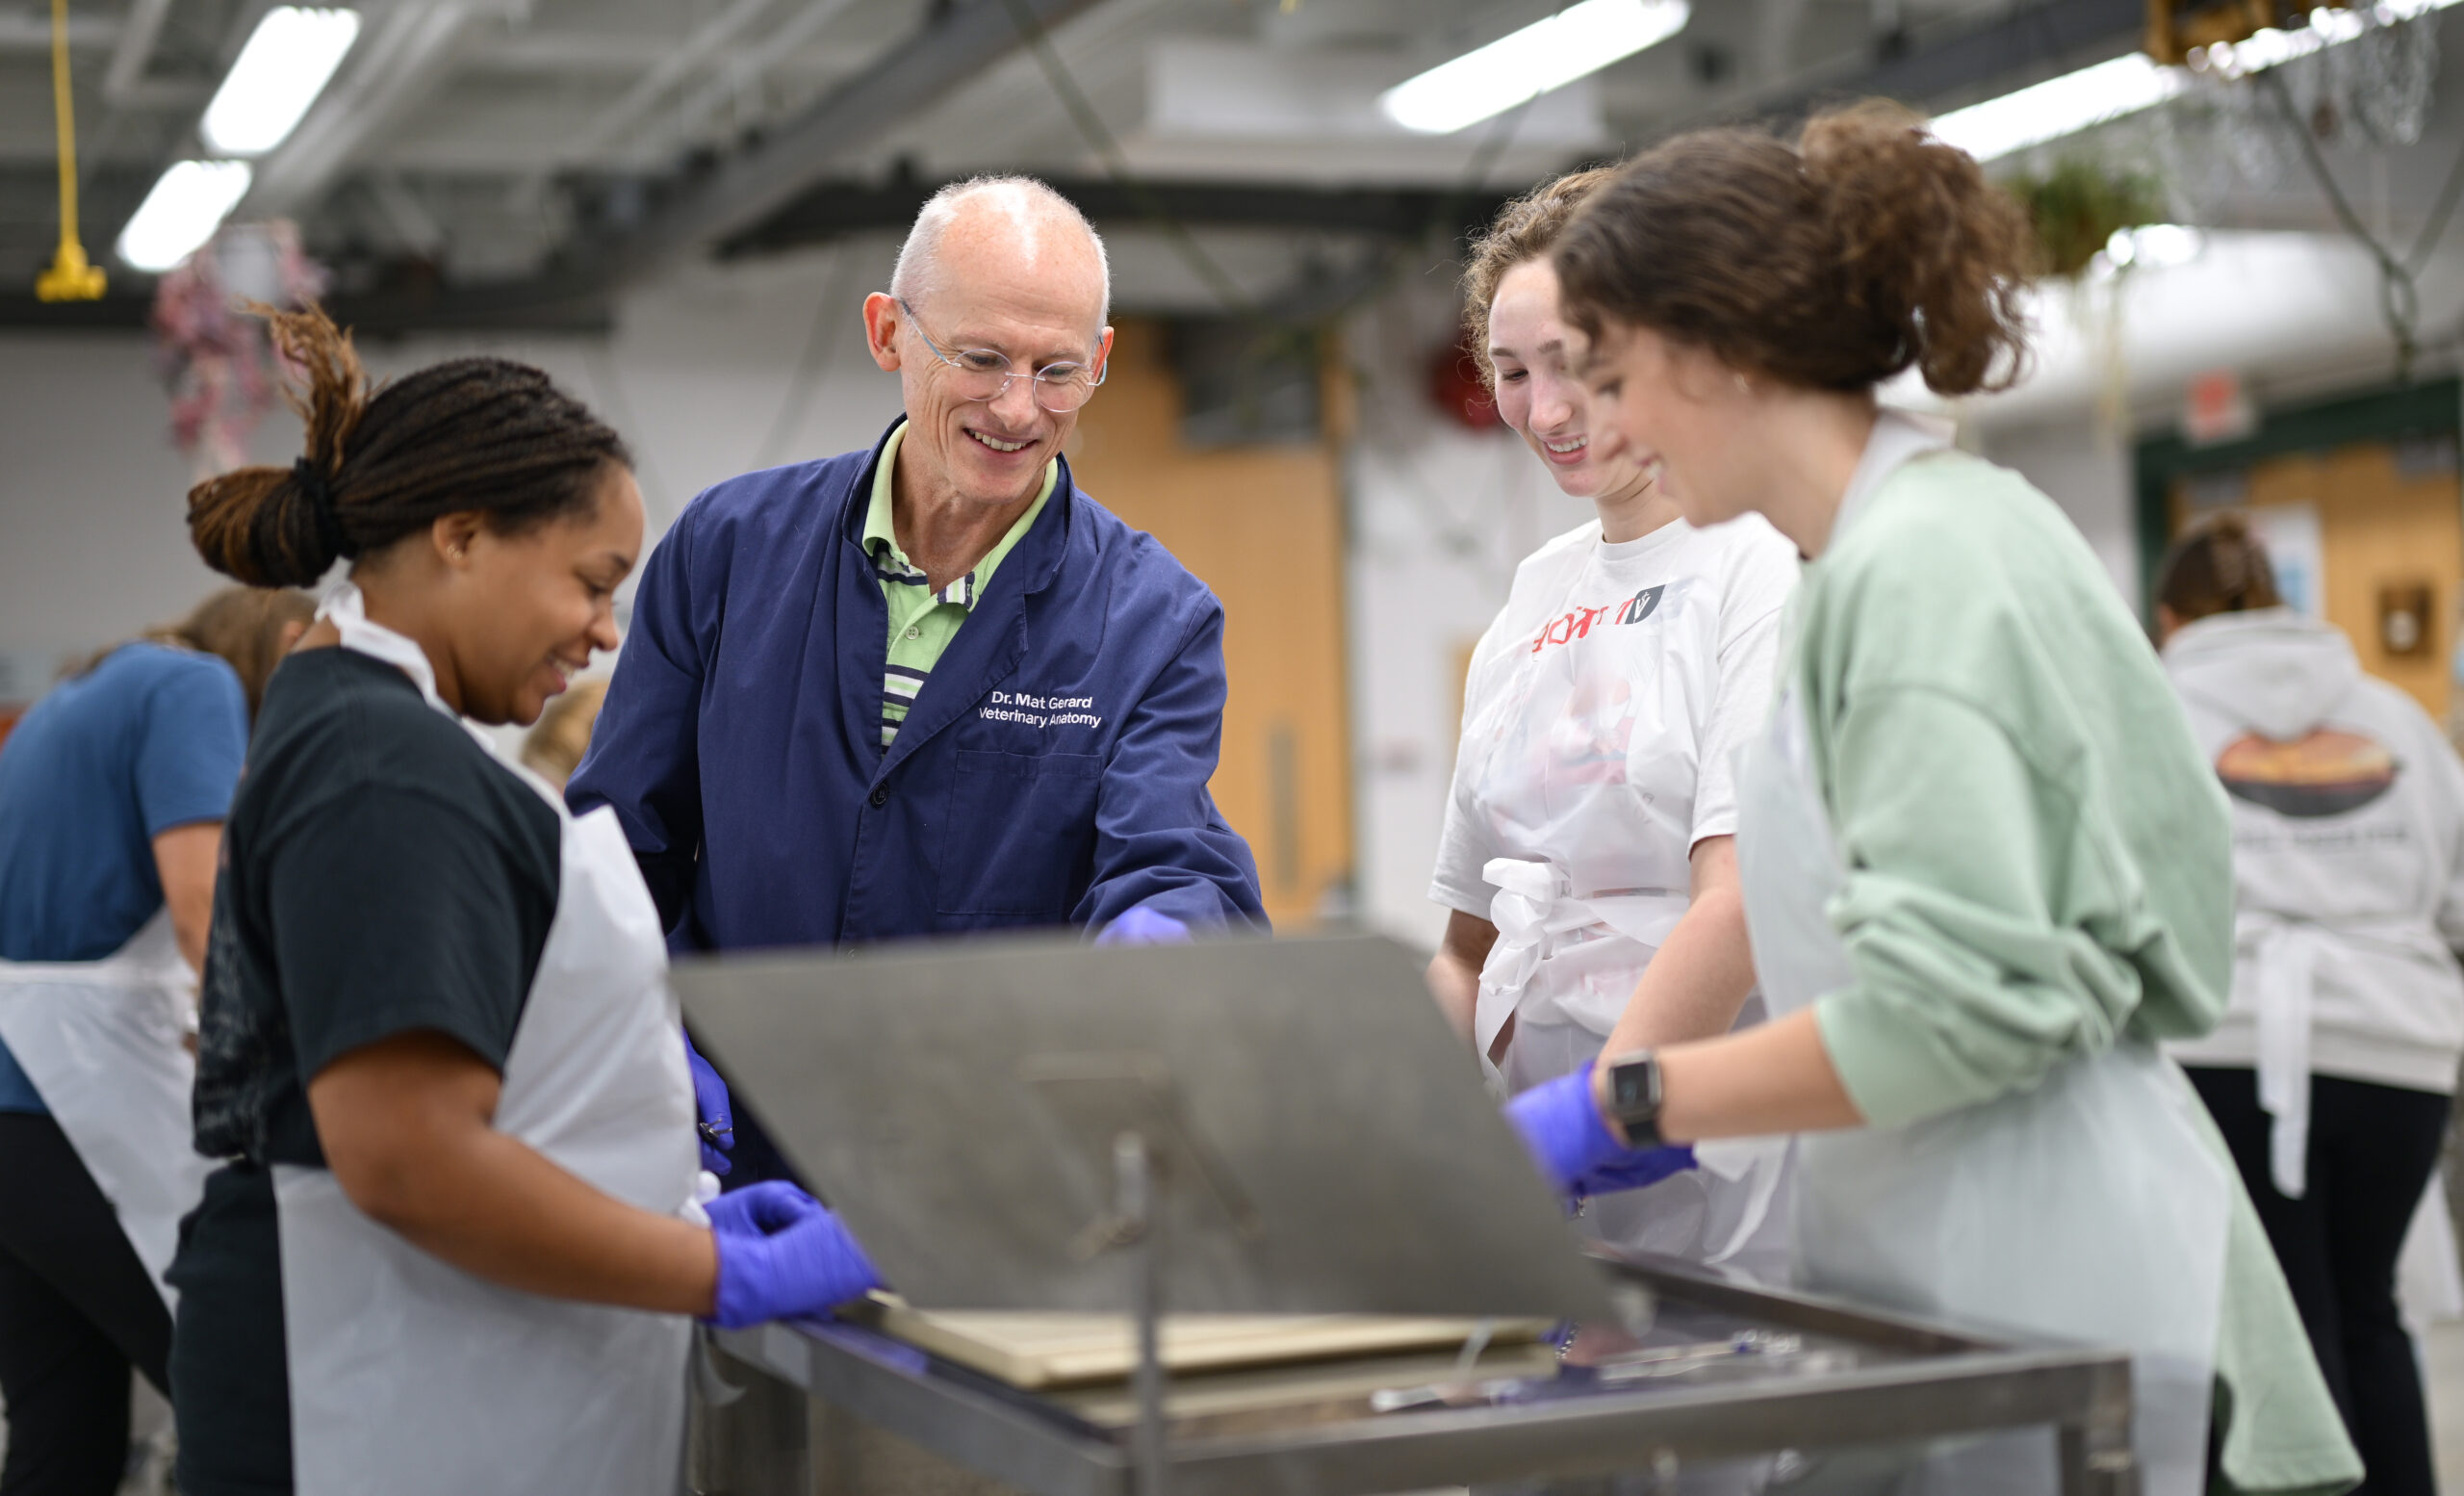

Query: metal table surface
[[706, 1253, 2138, 1496]]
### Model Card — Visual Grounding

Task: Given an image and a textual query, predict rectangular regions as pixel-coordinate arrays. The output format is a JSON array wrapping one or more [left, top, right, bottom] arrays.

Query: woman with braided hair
[[2161, 517, 2464, 1496], [168, 306, 881, 1496]]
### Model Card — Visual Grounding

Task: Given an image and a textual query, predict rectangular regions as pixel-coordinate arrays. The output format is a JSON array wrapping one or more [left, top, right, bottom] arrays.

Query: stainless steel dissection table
[[699, 1251, 2137, 1496]]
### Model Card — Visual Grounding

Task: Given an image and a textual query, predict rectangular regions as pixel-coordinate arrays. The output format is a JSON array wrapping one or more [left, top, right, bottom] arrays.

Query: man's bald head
[[887, 176, 1111, 335]]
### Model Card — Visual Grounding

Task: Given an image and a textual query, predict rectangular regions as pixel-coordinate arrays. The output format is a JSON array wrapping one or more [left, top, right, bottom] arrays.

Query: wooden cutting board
[[860, 1296, 1548, 1389]]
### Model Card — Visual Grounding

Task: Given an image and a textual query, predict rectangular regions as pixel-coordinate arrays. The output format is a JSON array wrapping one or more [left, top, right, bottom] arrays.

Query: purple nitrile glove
[[1574, 1141, 1699, 1199], [1095, 906, 1193, 946], [1504, 1067, 1696, 1200], [682, 1029, 732, 1175], [705, 1181, 884, 1329]]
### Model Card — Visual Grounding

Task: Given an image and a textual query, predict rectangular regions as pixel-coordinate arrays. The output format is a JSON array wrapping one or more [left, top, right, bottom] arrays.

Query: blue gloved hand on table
[[705, 1181, 884, 1328], [1095, 906, 1193, 946], [1504, 1066, 1697, 1201], [682, 1028, 733, 1175], [1575, 1139, 1699, 1198]]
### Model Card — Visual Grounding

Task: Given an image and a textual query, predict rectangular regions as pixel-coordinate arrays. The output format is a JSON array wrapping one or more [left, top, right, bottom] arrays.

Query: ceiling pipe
[[0, 11, 113, 49], [579, 0, 1115, 292], [100, 0, 195, 108], [456, 32, 865, 75], [652, 0, 864, 163], [1752, 0, 2143, 122], [547, 0, 781, 169]]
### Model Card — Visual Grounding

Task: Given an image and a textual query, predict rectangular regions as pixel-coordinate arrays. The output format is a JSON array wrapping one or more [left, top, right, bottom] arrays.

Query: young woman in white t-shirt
[[1427, 170, 1800, 1269]]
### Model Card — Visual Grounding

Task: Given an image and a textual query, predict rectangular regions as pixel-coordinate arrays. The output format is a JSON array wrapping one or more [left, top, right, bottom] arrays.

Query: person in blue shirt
[[570, 176, 1268, 1178], [0, 585, 309, 1496]]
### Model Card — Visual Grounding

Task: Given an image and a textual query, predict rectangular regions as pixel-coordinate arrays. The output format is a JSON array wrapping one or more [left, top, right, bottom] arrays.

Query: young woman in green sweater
[[1503, 103, 2361, 1496]]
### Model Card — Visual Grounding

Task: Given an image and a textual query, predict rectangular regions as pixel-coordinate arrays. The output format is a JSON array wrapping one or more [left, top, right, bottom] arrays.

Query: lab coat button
[[869, 786, 887, 808]]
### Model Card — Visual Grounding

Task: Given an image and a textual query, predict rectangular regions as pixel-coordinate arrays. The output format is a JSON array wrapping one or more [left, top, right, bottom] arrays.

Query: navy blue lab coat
[[568, 420, 1268, 953]]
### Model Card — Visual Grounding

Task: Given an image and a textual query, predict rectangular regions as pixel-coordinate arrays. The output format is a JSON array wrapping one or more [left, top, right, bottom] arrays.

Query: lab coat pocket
[[937, 749, 1104, 917]]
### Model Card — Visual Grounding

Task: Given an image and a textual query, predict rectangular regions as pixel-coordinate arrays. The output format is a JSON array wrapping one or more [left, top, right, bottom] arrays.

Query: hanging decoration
[[35, 0, 104, 301], [148, 221, 329, 477], [1997, 156, 2167, 447], [2004, 157, 2167, 280]]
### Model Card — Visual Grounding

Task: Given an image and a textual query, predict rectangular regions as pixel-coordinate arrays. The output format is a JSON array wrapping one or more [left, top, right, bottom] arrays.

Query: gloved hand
[[1574, 1141, 1699, 1199], [682, 1029, 732, 1175], [1504, 1067, 1696, 1201], [706, 1181, 884, 1328], [1095, 906, 1193, 946]]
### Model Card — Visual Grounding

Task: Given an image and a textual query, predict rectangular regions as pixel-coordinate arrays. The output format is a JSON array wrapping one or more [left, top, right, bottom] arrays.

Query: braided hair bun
[[187, 305, 372, 586], [186, 304, 632, 587]]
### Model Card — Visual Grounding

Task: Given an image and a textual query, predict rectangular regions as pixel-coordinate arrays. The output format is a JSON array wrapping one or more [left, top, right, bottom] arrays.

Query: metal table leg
[[691, 1342, 812, 1496], [2056, 1412, 2137, 1496]]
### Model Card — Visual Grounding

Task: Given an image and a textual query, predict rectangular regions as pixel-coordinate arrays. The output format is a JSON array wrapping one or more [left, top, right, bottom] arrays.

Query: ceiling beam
[[0, 275, 617, 334], [0, 169, 1518, 332], [0, 10, 113, 48], [580, 0, 1114, 291], [1755, 0, 2144, 119], [723, 174, 1520, 259]]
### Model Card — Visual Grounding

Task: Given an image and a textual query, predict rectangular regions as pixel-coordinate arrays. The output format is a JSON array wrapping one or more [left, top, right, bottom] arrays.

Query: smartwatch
[[1603, 1049, 1665, 1148]]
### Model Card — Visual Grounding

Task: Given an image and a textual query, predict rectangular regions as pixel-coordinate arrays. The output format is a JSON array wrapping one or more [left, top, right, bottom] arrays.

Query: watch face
[[1613, 1060, 1655, 1111]]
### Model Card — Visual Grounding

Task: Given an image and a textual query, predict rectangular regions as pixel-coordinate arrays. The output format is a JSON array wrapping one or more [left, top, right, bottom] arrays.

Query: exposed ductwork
[[243, 0, 521, 219], [576, 0, 1115, 291]]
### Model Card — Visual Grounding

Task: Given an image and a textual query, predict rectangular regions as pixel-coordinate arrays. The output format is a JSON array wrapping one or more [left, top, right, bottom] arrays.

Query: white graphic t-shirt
[[1431, 513, 1800, 925]]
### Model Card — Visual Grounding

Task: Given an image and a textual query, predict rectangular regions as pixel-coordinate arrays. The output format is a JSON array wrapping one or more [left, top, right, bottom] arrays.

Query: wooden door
[[1064, 321, 1353, 929], [2174, 438, 2462, 717]]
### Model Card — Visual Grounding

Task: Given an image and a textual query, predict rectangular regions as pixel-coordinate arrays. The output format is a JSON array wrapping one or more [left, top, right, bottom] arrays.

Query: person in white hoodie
[[2161, 514, 2464, 1496]]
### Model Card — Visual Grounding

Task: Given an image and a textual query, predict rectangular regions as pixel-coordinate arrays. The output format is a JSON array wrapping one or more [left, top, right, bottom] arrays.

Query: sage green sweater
[[1793, 438, 2361, 1496]]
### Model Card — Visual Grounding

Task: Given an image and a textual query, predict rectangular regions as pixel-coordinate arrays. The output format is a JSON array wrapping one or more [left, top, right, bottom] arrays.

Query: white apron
[[0, 908, 208, 1310], [1735, 674, 2231, 1496], [274, 586, 702, 1496], [1462, 548, 1788, 1274], [2238, 910, 2464, 1331]]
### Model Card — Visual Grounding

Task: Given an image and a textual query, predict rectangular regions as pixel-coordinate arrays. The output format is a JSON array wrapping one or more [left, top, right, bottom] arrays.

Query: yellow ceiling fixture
[[36, 0, 106, 301]]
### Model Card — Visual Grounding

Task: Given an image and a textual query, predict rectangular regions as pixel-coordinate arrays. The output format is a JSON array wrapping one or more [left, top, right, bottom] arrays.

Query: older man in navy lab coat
[[570, 178, 1265, 1174]]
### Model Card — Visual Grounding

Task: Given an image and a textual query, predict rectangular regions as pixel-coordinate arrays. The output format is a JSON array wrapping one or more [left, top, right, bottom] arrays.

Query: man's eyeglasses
[[896, 297, 1106, 414]]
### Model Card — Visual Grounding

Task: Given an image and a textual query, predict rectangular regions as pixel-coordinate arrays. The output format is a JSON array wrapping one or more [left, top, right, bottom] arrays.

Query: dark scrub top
[[168, 646, 558, 1496], [0, 642, 247, 1113]]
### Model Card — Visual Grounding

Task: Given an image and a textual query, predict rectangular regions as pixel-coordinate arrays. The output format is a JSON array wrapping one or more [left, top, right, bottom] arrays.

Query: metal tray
[[706, 1252, 2136, 1496]]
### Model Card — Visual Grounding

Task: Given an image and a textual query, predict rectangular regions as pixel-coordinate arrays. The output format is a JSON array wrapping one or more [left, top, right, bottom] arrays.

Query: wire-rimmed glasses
[[896, 297, 1107, 413]]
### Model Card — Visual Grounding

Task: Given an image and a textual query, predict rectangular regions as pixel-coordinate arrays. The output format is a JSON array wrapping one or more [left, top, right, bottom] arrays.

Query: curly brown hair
[[186, 304, 633, 588], [1553, 101, 2038, 397], [1460, 166, 1618, 388]]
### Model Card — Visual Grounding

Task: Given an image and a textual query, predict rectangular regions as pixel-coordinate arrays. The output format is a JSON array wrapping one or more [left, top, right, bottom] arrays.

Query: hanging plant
[[2003, 156, 2167, 279]]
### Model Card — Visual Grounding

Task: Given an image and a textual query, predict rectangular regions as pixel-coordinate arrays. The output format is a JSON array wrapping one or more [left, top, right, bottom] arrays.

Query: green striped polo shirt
[[862, 422, 1057, 750]]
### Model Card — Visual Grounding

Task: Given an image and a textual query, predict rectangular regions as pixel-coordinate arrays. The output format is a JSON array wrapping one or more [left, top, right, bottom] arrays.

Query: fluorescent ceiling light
[[2104, 223, 2205, 271], [1381, 0, 1689, 136], [1935, 0, 2464, 163], [1931, 54, 2186, 162], [116, 161, 253, 272], [200, 7, 361, 156]]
